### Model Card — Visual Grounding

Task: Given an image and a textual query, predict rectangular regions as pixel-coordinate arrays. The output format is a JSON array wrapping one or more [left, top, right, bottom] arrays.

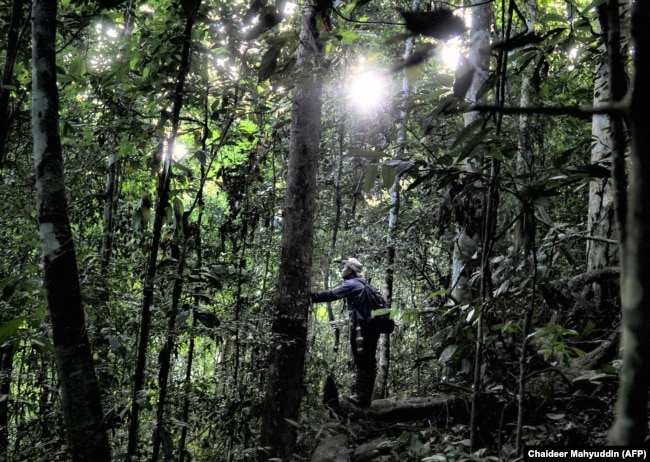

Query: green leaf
[[258, 43, 283, 82], [452, 128, 491, 165], [195, 311, 220, 328], [348, 148, 385, 160], [565, 164, 611, 180], [0, 317, 25, 343], [285, 418, 301, 428], [199, 271, 223, 289], [363, 164, 378, 192], [406, 61, 426, 85], [401, 310, 420, 324], [381, 164, 396, 189], [430, 329, 448, 347], [438, 344, 458, 364], [400, 9, 466, 40], [1, 275, 20, 301], [337, 29, 360, 44], [372, 308, 392, 317]]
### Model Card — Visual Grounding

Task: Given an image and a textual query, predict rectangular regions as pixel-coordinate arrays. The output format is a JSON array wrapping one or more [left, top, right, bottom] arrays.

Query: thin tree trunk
[[322, 123, 345, 353], [463, 0, 492, 451], [375, 0, 420, 398], [604, 0, 628, 253], [512, 0, 537, 454], [178, 96, 210, 462], [0, 342, 14, 461], [152, 233, 190, 461], [127, 7, 196, 458], [259, 3, 323, 458], [608, 0, 650, 445], [99, 0, 135, 272], [31, 0, 111, 459], [0, 0, 26, 168], [0, 0, 26, 167], [178, 180, 204, 462]]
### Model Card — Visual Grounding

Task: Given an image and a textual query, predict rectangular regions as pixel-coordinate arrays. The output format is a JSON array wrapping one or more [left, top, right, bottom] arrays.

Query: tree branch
[[470, 102, 627, 119]]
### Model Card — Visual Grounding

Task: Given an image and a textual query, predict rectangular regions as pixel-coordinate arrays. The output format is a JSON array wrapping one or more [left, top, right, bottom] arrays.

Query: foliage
[[0, 0, 624, 459]]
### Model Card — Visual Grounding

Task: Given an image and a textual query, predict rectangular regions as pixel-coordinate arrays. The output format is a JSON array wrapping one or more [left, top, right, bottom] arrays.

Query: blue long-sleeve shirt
[[311, 277, 370, 321]]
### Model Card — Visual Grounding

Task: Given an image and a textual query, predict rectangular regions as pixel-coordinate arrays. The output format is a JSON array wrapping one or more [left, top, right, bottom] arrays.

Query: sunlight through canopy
[[347, 71, 389, 113]]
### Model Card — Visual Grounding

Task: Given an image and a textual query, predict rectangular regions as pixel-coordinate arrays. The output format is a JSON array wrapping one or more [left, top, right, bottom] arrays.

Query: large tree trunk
[[31, 0, 111, 459], [450, 0, 492, 305], [586, 2, 621, 316], [259, 3, 323, 459], [608, 0, 650, 445]]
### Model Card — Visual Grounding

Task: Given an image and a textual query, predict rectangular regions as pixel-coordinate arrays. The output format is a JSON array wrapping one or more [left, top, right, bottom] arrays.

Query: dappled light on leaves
[[0, 0, 637, 458]]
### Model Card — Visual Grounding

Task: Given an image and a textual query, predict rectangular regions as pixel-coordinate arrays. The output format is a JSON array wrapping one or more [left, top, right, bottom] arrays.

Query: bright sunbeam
[[348, 71, 388, 113], [439, 38, 462, 71], [172, 143, 188, 161]]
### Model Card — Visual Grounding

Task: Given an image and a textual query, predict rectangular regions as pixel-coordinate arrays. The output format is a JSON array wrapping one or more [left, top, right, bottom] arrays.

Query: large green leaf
[[348, 148, 386, 160], [363, 164, 379, 192]]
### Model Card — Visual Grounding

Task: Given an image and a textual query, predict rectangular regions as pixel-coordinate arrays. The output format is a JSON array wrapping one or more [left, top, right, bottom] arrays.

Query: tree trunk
[[31, 0, 111, 459], [152, 233, 190, 461], [321, 124, 345, 353], [512, 1, 538, 454], [178, 115, 209, 462], [450, 0, 492, 303], [259, 3, 323, 459], [0, 342, 14, 461], [586, 1, 621, 315], [127, 8, 196, 458], [100, 0, 135, 272], [375, 1, 420, 399], [608, 0, 650, 445], [462, 0, 492, 451], [0, 0, 26, 167]]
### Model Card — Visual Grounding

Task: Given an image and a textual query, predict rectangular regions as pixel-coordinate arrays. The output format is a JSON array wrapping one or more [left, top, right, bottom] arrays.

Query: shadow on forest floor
[[309, 377, 617, 461]]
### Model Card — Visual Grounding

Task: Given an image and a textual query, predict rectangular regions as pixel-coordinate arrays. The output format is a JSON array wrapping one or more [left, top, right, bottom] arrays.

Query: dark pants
[[350, 320, 380, 370], [349, 320, 380, 405]]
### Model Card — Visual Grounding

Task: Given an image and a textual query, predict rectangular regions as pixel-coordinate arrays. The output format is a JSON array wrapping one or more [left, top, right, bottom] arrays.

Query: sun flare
[[348, 71, 388, 113]]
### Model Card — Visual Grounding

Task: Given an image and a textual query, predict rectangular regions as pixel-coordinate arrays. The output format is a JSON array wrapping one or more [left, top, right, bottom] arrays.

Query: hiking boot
[[343, 393, 371, 408]]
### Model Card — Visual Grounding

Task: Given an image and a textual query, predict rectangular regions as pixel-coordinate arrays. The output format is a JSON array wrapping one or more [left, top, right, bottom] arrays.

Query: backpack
[[360, 281, 395, 334]]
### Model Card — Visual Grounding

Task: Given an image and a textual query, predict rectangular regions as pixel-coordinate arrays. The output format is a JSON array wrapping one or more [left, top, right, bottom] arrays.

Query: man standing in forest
[[311, 258, 379, 408]]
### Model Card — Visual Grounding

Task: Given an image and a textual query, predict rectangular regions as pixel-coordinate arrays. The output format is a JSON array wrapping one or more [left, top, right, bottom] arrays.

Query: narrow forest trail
[[310, 375, 616, 461]]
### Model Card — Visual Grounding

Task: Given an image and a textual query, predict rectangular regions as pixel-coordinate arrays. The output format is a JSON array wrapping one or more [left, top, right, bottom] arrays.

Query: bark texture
[[587, 1, 621, 318], [259, 3, 323, 459], [608, 0, 650, 445], [31, 0, 111, 459], [0, 0, 26, 166]]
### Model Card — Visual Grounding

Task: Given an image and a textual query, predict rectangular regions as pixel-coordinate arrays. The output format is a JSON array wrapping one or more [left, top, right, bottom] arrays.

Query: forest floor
[[310, 375, 618, 461]]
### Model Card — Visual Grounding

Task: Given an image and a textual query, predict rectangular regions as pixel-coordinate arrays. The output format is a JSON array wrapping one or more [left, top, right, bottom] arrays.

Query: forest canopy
[[1, 0, 647, 460]]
